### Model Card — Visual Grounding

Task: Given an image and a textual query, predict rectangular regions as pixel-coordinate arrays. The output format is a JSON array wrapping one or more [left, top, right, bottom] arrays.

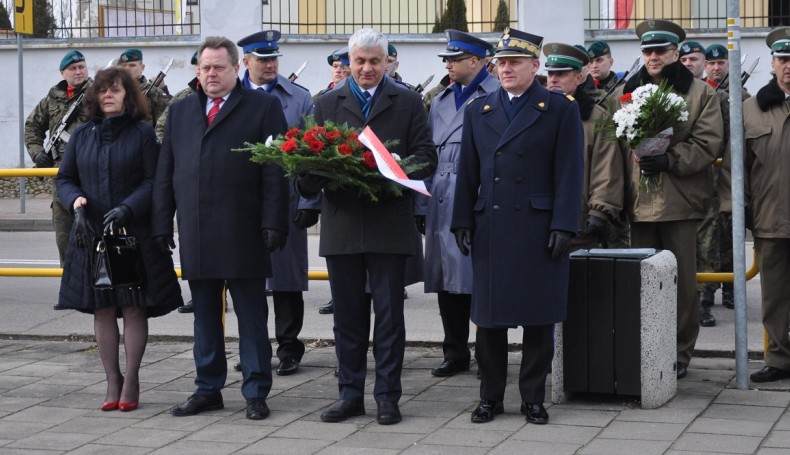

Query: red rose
[[362, 151, 377, 169], [315, 126, 326, 134], [620, 92, 632, 103], [280, 138, 298, 153], [303, 131, 317, 142], [347, 132, 359, 140], [284, 127, 300, 138], [308, 140, 325, 153], [338, 144, 353, 156], [325, 130, 342, 143]]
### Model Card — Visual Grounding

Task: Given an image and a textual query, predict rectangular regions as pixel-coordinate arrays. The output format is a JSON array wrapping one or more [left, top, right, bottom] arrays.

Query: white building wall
[[0, 0, 777, 167]]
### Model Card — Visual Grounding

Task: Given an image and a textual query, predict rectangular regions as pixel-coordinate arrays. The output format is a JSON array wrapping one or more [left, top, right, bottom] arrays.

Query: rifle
[[741, 56, 759, 86], [37, 90, 86, 167], [596, 56, 642, 106], [288, 61, 308, 82], [413, 74, 434, 94], [144, 58, 174, 96]]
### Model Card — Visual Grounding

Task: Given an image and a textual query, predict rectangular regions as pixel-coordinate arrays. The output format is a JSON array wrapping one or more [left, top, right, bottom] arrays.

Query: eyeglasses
[[641, 47, 674, 56], [443, 56, 474, 64]]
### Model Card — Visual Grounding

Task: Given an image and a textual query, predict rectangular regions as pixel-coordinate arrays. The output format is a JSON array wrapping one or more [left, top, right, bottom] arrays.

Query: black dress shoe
[[334, 368, 339, 377], [246, 398, 270, 420], [177, 300, 194, 313], [521, 402, 549, 424], [699, 304, 716, 327], [320, 399, 365, 422], [750, 366, 790, 383], [431, 359, 470, 377], [376, 400, 402, 425], [319, 300, 334, 314], [676, 361, 688, 379], [470, 399, 503, 423], [171, 394, 224, 416], [276, 357, 299, 376], [234, 362, 242, 372]]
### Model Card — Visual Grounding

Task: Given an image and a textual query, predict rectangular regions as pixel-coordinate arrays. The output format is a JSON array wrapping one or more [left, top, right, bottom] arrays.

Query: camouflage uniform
[[697, 77, 750, 309], [24, 79, 92, 265], [139, 75, 169, 128], [422, 74, 450, 113], [155, 78, 197, 141]]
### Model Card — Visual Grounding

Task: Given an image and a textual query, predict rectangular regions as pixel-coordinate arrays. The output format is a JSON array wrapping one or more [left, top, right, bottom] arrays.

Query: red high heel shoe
[[118, 401, 138, 412], [101, 400, 119, 411]]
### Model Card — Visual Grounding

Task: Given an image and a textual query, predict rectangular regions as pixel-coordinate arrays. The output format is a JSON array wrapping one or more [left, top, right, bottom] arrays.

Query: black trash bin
[[563, 248, 658, 397]]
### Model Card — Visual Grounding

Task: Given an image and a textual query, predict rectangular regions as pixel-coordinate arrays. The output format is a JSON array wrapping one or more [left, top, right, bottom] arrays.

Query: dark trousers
[[476, 325, 553, 403], [631, 220, 698, 364], [188, 278, 272, 399], [327, 253, 407, 402], [272, 291, 305, 361], [755, 238, 790, 370], [437, 291, 471, 363]]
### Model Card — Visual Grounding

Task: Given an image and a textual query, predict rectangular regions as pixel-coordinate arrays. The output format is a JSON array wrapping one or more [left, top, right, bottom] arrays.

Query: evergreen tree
[[493, 0, 511, 32], [0, 2, 12, 30], [33, 0, 57, 38], [432, 0, 468, 33]]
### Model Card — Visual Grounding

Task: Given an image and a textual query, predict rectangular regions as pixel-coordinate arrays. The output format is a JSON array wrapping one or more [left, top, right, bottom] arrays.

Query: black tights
[[94, 306, 147, 403]]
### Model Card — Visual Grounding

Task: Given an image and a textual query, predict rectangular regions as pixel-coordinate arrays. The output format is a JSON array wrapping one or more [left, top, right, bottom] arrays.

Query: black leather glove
[[293, 209, 320, 229], [34, 151, 55, 168], [584, 214, 608, 245], [638, 154, 670, 177], [103, 205, 132, 228], [452, 228, 472, 256], [73, 206, 89, 249], [296, 173, 330, 197], [262, 228, 287, 252], [548, 230, 573, 259], [153, 235, 175, 255], [414, 215, 426, 235]]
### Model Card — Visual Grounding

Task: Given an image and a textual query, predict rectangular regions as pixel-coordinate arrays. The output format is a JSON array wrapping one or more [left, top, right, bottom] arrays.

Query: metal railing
[[0, 0, 200, 40], [262, 0, 517, 35], [586, 0, 790, 31]]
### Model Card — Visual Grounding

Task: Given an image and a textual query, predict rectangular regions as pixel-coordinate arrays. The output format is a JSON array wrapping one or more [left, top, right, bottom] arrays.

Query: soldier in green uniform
[[697, 44, 751, 326], [586, 40, 619, 94], [155, 50, 199, 142], [745, 27, 790, 383], [118, 48, 168, 128], [679, 41, 706, 80], [543, 43, 626, 251], [24, 50, 92, 265]]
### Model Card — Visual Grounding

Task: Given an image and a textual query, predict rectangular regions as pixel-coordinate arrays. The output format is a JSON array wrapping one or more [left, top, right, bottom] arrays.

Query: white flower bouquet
[[612, 80, 689, 191]]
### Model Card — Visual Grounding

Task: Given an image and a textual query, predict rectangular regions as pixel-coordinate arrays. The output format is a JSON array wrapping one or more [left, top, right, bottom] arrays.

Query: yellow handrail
[[0, 168, 57, 178], [0, 268, 330, 280]]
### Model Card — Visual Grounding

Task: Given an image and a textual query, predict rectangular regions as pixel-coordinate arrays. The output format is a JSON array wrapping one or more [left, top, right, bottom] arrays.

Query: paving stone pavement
[[1, 340, 790, 454]]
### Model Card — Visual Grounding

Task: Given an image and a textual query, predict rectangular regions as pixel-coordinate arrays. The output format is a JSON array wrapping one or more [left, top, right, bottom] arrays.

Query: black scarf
[[623, 60, 694, 95], [574, 87, 596, 121], [755, 76, 788, 112]]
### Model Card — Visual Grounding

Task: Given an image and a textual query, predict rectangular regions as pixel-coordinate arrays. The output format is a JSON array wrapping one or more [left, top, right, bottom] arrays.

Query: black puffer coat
[[55, 113, 182, 317]]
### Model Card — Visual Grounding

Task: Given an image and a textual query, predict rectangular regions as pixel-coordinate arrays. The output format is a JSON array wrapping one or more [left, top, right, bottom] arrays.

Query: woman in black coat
[[55, 67, 182, 412]]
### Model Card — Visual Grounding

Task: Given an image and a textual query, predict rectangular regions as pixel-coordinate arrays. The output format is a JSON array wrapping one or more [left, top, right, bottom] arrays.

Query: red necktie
[[207, 98, 221, 126]]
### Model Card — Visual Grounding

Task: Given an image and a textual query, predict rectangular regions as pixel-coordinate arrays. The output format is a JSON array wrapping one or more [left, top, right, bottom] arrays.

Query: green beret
[[635, 19, 686, 49], [766, 27, 790, 57], [59, 50, 85, 71], [587, 40, 611, 58], [119, 48, 143, 63], [388, 43, 398, 58], [679, 41, 705, 57], [190, 50, 199, 66], [705, 44, 728, 60]]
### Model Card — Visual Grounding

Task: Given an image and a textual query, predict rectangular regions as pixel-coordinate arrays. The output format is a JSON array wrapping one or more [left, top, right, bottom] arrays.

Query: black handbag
[[91, 224, 145, 289]]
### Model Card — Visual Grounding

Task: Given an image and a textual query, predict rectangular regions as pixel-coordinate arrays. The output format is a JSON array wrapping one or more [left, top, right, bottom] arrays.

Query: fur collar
[[756, 77, 788, 112], [574, 87, 596, 121], [623, 60, 694, 95]]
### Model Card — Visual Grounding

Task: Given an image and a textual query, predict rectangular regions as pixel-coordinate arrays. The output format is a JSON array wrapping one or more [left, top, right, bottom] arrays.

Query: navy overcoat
[[451, 82, 584, 328], [152, 81, 289, 280]]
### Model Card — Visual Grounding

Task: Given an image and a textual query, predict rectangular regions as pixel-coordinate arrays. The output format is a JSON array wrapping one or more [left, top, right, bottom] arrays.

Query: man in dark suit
[[298, 28, 436, 425], [451, 28, 584, 425], [151, 36, 290, 421]]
